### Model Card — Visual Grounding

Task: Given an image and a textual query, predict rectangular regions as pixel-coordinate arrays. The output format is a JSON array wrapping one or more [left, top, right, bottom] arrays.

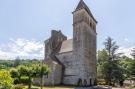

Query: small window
[[90, 22, 92, 28]]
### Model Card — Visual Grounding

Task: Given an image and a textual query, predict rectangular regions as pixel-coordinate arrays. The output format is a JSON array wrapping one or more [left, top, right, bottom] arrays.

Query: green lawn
[[25, 86, 75, 89]]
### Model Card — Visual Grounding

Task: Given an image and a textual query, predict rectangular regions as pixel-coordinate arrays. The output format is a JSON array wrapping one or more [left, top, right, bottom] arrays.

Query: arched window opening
[[77, 78, 82, 86]]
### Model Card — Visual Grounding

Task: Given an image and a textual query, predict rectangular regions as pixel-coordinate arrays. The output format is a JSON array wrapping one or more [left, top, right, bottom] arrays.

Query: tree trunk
[[28, 76, 31, 89]]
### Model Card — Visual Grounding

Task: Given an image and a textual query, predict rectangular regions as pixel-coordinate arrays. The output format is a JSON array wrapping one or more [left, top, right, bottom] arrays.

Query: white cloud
[[117, 46, 135, 58], [124, 38, 129, 42], [0, 38, 44, 60], [98, 46, 135, 58]]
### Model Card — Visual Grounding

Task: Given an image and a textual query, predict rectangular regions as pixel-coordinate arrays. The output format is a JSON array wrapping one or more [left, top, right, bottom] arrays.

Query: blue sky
[[0, 0, 135, 59]]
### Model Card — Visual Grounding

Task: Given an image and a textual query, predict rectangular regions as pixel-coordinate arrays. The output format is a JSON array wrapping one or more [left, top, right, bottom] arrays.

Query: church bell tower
[[72, 0, 97, 86]]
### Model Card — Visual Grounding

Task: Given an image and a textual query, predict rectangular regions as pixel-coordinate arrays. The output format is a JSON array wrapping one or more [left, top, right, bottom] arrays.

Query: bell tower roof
[[75, 0, 97, 23]]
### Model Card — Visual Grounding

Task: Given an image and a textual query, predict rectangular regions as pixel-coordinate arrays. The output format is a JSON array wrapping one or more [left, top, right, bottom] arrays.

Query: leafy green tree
[[10, 66, 33, 88], [111, 61, 124, 86], [0, 70, 13, 89], [10, 68, 20, 78], [98, 37, 124, 86], [10, 64, 50, 89], [33, 64, 50, 89], [10, 68, 20, 84], [97, 49, 108, 79], [118, 56, 133, 79], [17, 65, 34, 89], [104, 37, 120, 85], [129, 60, 135, 80], [97, 49, 108, 65], [104, 37, 120, 61]]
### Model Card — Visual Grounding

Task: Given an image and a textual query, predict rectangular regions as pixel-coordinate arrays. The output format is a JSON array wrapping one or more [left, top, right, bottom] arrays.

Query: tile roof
[[59, 39, 73, 53]]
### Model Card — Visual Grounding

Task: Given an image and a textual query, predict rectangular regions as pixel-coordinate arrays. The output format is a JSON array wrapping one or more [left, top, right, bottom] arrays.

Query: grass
[[25, 86, 75, 89]]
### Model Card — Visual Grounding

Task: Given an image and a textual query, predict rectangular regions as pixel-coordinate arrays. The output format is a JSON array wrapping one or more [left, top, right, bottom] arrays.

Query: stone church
[[43, 0, 97, 86]]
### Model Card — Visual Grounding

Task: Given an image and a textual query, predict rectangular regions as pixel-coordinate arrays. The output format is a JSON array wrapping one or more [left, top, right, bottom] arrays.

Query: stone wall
[[44, 59, 62, 86], [56, 52, 78, 85], [33, 60, 62, 86], [72, 8, 97, 86]]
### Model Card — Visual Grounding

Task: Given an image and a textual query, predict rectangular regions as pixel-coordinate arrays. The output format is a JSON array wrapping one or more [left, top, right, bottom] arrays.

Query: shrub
[[0, 70, 13, 89]]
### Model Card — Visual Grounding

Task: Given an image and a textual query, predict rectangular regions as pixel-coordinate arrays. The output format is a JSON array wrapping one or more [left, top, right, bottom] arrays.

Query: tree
[[33, 64, 50, 89], [118, 56, 133, 79], [97, 49, 108, 79], [14, 57, 21, 67], [10, 68, 19, 78], [111, 61, 124, 86], [131, 48, 135, 59], [0, 70, 13, 89], [129, 60, 135, 80], [10, 64, 50, 89], [17, 65, 34, 89], [97, 49, 108, 65], [10, 68, 20, 84], [0, 60, 14, 69], [104, 37, 120, 61], [104, 37, 120, 85], [10, 65, 33, 88], [97, 37, 124, 86]]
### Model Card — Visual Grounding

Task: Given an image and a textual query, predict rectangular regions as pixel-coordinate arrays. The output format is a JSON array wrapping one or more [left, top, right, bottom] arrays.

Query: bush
[[11, 84, 26, 89], [0, 70, 13, 89]]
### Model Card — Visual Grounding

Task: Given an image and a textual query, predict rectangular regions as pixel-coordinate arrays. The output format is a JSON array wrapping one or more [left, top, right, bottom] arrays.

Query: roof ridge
[[75, 0, 97, 23]]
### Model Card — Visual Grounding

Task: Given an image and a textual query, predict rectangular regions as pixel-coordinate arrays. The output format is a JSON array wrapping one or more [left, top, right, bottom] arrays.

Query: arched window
[[77, 78, 82, 86], [90, 22, 92, 28], [90, 78, 92, 86], [84, 79, 87, 87]]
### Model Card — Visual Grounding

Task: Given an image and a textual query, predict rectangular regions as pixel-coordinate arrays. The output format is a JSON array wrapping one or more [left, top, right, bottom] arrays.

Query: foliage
[[97, 49, 108, 65], [97, 37, 125, 86], [0, 60, 14, 70], [10, 68, 20, 78], [0, 59, 41, 69], [98, 48, 135, 86], [0, 70, 13, 89], [17, 65, 34, 89], [118, 56, 133, 79], [10, 64, 50, 89], [118, 56, 135, 83], [97, 49, 108, 79], [32, 64, 50, 89], [129, 60, 135, 80], [104, 37, 120, 61]]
